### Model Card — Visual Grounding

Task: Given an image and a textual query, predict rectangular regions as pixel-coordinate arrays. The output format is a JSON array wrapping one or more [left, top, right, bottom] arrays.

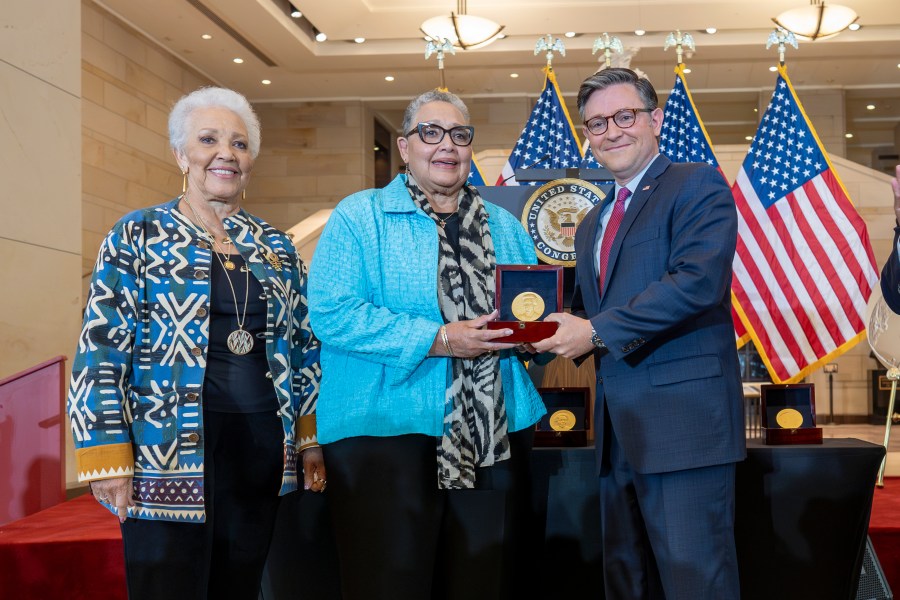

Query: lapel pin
[[642, 185, 651, 191], [265, 250, 283, 271]]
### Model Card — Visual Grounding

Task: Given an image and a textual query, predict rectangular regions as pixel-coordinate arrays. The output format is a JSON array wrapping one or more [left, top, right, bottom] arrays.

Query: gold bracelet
[[440, 325, 455, 357]]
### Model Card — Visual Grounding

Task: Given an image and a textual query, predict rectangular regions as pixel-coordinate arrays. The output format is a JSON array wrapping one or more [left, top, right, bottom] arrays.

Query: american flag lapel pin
[[642, 185, 651, 191]]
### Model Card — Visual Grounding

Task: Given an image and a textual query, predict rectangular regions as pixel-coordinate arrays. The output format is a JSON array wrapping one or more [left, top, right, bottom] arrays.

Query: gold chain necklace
[[183, 195, 254, 355], [435, 210, 458, 228]]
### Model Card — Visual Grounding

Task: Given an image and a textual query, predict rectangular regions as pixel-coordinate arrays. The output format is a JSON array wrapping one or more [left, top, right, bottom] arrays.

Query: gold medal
[[775, 408, 804, 429], [550, 409, 576, 431], [511, 292, 545, 321], [223, 259, 235, 271]]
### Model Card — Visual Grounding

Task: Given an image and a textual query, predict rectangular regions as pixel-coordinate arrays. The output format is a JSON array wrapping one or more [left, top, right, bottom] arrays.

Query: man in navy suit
[[533, 68, 745, 599], [880, 165, 900, 312]]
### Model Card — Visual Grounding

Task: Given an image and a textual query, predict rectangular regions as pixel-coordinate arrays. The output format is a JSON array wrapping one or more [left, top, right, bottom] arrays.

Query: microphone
[[499, 153, 552, 185]]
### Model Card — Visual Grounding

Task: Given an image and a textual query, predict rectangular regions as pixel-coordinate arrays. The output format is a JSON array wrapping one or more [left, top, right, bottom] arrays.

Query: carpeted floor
[[870, 476, 900, 595]]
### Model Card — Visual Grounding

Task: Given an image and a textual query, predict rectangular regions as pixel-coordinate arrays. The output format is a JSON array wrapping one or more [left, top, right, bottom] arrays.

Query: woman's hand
[[441, 310, 517, 358], [91, 476, 135, 523], [302, 446, 327, 493]]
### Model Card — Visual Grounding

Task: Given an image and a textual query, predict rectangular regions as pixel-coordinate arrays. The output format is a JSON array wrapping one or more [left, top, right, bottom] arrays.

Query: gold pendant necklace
[[184, 195, 252, 355], [437, 211, 458, 228]]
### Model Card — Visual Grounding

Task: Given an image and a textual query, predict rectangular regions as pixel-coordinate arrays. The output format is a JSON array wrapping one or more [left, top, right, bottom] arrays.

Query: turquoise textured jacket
[[308, 174, 545, 444]]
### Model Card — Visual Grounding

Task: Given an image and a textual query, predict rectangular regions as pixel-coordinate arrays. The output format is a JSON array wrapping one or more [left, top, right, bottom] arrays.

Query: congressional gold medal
[[511, 292, 545, 321], [550, 409, 576, 431], [775, 408, 804, 429]]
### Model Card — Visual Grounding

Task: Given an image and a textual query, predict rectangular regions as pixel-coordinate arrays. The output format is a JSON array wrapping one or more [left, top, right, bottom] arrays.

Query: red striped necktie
[[598, 187, 631, 294]]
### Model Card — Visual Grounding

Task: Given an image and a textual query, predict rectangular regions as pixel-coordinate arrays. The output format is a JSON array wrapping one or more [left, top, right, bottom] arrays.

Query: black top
[[435, 212, 460, 259], [204, 253, 278, 413]]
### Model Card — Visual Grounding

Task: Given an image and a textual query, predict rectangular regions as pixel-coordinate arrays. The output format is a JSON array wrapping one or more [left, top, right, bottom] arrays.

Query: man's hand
[[532, 313, 596, 359]]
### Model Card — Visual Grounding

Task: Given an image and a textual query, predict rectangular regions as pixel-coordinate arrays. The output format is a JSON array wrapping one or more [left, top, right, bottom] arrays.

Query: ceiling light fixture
[[565, 32, 576, 38], [289, 5, 302, 18], [421, 0, 505, 50], [354, 37, 366, 44], [848, 22, 861, 31], [201, 34, 212, 40], [866, 104, 875, 110], [385, 75, 395, 82], [261, 79, 271, 85], [233, 58, 244, 64], [773, 0, 858, 41], [315, 30, 327, 42], [510, 73, 519, 78], [634, 29, 646, 36], [705, 27, 717, 34]]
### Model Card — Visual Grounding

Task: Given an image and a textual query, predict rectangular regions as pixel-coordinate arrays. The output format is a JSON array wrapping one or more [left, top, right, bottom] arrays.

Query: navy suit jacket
[[881, 226, 900, 313], [572, 155, 746, 474]]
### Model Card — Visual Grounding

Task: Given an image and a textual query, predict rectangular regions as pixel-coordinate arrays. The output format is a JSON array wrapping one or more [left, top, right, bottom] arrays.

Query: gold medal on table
[[511, 292, 545, 321], [775, 408, 804, 429], [550, 409, 576, 431]]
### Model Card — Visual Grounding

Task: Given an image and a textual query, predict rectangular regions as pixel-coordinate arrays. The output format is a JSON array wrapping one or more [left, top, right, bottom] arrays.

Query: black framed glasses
[[406, 122, 475, 146], [584, 108, 653, 135]]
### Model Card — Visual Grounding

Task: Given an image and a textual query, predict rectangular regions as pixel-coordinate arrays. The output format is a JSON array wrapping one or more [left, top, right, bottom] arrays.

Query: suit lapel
[[600, 156, 670, 299]]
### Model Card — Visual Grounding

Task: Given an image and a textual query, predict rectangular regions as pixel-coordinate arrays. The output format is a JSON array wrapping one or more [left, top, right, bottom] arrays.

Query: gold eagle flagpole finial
[[534, 34, 566, 70], [663, 30, 696, 67], [767, 27, 798, 67], [425, 37, 456, 91], [592, 33, 624, 69]]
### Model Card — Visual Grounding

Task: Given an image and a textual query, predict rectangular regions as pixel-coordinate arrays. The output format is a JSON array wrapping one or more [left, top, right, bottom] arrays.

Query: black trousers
[[323, 429, 534, 600], [120, 410, 284, 600]]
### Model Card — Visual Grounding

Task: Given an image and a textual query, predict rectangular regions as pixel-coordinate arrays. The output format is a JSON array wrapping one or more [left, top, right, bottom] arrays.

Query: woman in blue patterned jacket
[[309, 89, 546, 600], [67, 87, 323, 599]]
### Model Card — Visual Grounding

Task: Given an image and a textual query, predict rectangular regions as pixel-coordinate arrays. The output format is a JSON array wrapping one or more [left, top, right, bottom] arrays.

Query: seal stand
[[865, 282, 900, 487], [877, 368, 900, 487]]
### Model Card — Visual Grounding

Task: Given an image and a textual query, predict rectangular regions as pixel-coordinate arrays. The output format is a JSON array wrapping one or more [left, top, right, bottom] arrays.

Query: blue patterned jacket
[[67, 198, 320, 522], [308, 174, 545, 443]]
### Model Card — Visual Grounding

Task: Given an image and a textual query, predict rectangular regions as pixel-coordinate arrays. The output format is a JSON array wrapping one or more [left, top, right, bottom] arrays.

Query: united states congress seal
[[521, 178, 604, 266]]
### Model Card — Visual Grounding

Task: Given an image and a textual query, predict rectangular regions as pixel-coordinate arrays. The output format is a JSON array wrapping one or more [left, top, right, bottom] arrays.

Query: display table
[[735, 438, 884, 600]]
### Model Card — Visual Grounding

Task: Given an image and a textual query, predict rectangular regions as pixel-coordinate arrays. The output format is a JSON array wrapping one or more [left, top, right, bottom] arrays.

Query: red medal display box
[[760, 383, 823, 445], [486, 264, 563, 343]]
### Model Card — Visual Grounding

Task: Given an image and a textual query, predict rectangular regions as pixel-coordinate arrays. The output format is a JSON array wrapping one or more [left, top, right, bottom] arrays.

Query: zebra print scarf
[[405, 173, 510, 489]]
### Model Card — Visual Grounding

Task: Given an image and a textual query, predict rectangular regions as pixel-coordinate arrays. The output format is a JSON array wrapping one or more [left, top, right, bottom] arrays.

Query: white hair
[[168, 87, 261, 158]]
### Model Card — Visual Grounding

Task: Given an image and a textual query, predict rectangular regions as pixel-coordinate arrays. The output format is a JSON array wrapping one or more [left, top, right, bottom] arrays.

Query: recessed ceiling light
[[867, 104, 876, 110], [845, 133, 853, 138], [848, 23, 860, 31], [634, 29, 646, 36], [705, 27, 717, 34], [233, 58, 244, 64], [753, 107, 758, 112], [510, 73, 519, 78], [683, 67, 692, 74], [315, 31, 327, 42], [565, 32, 576, 38], [261, 79, 271, 85], [201, 34, 212, 40], [385, 75, 395, 82], [745, 136, 753, 141], [769, 66, 778, 72], [354, 37, 366, 44], [290, 5, 302, 18]]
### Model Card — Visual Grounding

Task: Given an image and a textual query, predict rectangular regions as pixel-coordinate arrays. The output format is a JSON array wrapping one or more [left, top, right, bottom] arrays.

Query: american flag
[[731, 66, 878, 383], [659, 65, 750, 346], [496, 67, 583, 186], [468, 156, 486, 186]]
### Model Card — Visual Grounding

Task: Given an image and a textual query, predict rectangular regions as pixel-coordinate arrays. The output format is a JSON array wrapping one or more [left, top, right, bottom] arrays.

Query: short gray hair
[[401, 89, 470, 134], [576, 68, 658, 122], [168, 87, 261, 159]]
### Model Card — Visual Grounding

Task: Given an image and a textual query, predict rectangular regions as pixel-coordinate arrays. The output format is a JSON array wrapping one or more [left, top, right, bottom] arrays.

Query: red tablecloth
[[0, 494, 125, 599]]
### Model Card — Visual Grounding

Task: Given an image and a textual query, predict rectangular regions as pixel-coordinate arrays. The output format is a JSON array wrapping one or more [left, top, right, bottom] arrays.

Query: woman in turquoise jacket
[[308, 89, 545, 600]]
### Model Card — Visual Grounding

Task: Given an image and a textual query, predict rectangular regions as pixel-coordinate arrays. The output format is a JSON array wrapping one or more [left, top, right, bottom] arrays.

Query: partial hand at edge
[[531, 312, 596, 359], [302, 446, 327, 493], [91, 476, 135, 523]]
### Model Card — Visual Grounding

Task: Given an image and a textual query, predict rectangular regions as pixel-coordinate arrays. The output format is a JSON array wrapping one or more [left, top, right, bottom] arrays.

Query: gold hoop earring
[[181, 171, 187, 194]]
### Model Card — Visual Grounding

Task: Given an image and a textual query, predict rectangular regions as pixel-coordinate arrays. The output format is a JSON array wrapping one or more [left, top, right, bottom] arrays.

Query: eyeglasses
[[406, 123, 475, 147], [583, 108, 653, 135]]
